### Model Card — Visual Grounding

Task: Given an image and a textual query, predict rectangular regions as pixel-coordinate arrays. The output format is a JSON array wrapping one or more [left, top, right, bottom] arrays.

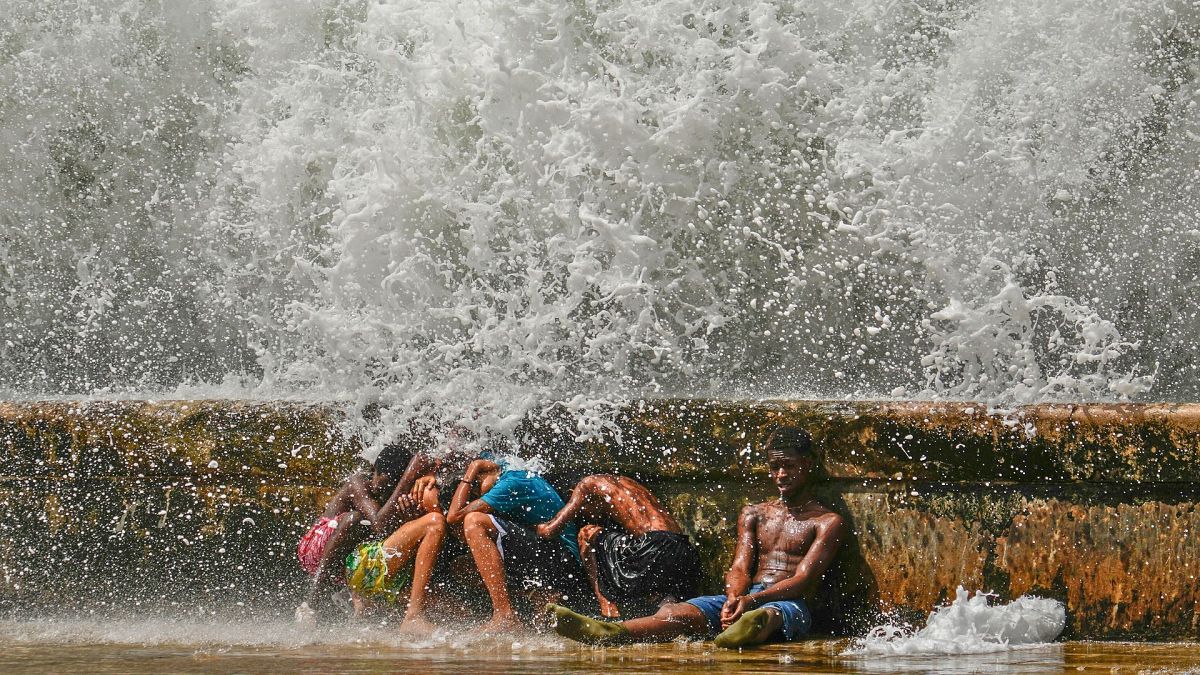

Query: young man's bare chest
[[755, 503, 820, 560]]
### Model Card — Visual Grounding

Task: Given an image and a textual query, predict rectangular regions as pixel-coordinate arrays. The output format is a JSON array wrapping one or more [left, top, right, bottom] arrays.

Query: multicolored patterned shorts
[[345, 541, 413, 603]]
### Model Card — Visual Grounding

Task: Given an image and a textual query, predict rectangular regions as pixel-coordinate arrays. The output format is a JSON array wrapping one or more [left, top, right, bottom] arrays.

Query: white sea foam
[[845, 586, 1066, 656], [3, 0, 1197, 433]]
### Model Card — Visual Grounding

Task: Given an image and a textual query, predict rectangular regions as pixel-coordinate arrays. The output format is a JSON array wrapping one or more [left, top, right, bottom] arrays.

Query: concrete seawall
[[1, 399, 1197, 639]]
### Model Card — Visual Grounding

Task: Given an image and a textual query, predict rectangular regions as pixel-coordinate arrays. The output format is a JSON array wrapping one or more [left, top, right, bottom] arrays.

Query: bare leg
[[403, 513, 446, 630], [376, 512, 447, 634], [550, 601, 709, 645], [617, 602, 711, 640], [462, 511, 521, 632], [578, 525, 620, 618]]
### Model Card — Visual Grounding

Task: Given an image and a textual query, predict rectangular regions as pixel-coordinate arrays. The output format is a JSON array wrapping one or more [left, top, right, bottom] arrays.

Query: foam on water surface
[[0, 615, 563, 652], [3, 617, 1195, 675], [846, 586, 1066, 656]]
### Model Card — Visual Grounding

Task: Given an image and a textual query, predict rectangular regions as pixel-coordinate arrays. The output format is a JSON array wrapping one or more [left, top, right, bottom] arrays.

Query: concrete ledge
[[1, 399, 1197, 639], [585, 400, 1200, 483]]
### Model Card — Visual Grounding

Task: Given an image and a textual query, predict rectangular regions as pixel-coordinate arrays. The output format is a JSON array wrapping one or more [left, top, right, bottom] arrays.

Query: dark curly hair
[[764, 427, 815, 459], [373, 443, 414, 479]]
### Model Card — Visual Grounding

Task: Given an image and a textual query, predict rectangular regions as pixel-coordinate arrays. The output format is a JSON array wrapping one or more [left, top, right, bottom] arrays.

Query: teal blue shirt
[[480, 469, 580, 561]]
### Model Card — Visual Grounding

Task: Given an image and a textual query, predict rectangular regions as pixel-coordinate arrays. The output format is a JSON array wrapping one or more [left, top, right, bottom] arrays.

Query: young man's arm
[[445, 459, 500, 526], [371, 453, 437, 534], [321, 471, 366, 518], [535, 475, 600, 539], [413, 477, 440, 512], [346, 473, 384, 522], [719, 505, 760, 626], [398, 453, 439, 494], [744, 513, 847, 606]]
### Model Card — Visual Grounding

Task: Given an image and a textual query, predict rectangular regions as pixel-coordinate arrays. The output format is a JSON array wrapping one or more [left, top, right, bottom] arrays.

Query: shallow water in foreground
[[1, 620, 1197, 674]]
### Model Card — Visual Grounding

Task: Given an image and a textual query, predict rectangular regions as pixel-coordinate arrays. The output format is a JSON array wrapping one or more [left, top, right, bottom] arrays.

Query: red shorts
[[297, 515, 342, 575]]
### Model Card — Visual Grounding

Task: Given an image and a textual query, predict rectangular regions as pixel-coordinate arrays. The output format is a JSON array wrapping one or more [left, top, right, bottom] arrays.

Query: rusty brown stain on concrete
[[0, 400, 362, 482], [43, 492, 65, 535], [996, 498, 1200, 637], [843, 493, 988, 612]]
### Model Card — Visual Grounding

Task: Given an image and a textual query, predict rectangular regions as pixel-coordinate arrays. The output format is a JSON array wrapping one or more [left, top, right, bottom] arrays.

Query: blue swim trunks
[[685, 583, 811, 641]]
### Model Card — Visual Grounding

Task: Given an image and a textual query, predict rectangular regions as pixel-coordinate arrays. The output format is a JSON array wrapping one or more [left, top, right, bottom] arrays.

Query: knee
[[463, 511, 492, 538], [655, 602, 692, 619], [425, 511, 447, 533]]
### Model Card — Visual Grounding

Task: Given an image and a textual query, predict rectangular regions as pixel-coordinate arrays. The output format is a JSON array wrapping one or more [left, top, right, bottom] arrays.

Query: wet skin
[[302, 454, 435, 614], [713, 448, 847, 636], [740, 451, 835, 588], [536, 474, 686, 617], [444, 459, 525, 633], [536, 474, 682, 539], [551, 443, 848, 647]]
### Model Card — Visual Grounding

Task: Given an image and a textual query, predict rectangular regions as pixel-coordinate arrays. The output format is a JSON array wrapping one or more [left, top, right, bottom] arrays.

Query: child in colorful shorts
[[342, 479, 446, 634], [295, 443, 437, 622]]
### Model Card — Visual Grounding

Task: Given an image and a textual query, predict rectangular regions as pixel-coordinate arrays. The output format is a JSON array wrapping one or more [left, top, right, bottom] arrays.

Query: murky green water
[[1, 620, 1196, 675]]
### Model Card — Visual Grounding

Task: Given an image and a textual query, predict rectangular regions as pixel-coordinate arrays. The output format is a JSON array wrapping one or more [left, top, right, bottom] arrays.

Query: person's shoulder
[[812, 499, 841, 515], [811, 505, 847, 532], [488, 469, 522, 488], [494, 468, 547, 490], [740, 500, 775, 518]]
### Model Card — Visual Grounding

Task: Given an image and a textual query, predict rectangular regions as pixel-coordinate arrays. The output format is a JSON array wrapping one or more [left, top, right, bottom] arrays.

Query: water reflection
[[1, 619, 1196, 674], [839, 644, 1065, 674]]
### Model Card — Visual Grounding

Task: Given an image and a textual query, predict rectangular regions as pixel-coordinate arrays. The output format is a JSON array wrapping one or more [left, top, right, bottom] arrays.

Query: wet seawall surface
[[0, 400, 1197, 640]]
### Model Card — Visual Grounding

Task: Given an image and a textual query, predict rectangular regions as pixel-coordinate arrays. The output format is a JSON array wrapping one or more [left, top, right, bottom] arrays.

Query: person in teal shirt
[[480, 467, 581, 560], [446, 456, 585, 632]]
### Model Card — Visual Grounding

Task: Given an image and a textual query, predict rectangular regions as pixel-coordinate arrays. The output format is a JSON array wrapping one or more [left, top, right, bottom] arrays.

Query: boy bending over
[[536, 475, 701, 618], [295, 444, 436, 623], [447, 457, 583, 633]]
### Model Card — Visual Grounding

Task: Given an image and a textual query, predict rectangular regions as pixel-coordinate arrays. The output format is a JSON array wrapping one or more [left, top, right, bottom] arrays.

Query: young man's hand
[[411, 476, 436, 498], [720, 594, 759, 628], [396, 494, 422, 521], [411, 476, 439, 513], [534, 522, 554, 539]]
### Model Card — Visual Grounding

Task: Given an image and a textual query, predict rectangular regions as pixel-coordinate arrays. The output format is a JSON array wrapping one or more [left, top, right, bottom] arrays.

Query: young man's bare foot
[[479, 613, 524, 635], [547, 604, 629, 645], [713, 607, 782, 649], [398, 615, 438, 636]]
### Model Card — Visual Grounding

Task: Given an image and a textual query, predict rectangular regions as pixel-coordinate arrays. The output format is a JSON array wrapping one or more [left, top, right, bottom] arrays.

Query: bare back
[[584, 475, 683, 536], [321, 471, 370, 519], [748, 500, 839, 586]]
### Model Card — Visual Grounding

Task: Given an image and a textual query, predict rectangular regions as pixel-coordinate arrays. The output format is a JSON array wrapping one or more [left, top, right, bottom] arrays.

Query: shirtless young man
[[295, 444, 438, 623], [549, 428, 847, 648], [342, 475, 446, 634], [536, 475, 701, 618]]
